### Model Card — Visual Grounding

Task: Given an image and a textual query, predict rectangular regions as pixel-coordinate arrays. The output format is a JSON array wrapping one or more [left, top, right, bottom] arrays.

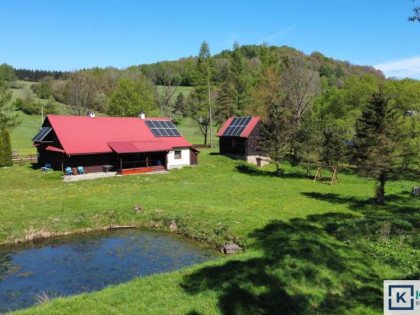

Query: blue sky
[[1, 0, 419, 79]]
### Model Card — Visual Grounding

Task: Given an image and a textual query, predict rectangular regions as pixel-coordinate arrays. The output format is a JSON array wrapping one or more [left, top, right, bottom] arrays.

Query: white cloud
[[258, 26, 295, 45], [374, 56, 420, 80]]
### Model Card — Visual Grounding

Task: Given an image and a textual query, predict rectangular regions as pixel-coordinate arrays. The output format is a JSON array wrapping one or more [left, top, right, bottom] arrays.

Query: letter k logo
[[396, 291, 406, 304]]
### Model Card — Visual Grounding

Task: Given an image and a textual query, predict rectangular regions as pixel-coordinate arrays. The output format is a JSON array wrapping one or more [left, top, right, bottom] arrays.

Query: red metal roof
[[44, 115, 191, 155], [108, 141, 172, 154], [45, 145, 65, 153], [216, 116, 261, 138]]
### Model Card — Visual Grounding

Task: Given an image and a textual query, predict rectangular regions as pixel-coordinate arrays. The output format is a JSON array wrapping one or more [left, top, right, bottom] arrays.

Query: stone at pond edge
[[221, 244, 240, 254], [413, 187, 420, 197], [169, 220, 178, 232], [133, 205, 143, 213]]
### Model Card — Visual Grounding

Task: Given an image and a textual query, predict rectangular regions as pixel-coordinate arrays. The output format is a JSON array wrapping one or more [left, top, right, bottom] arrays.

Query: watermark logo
[[384, 281, 420, 314]]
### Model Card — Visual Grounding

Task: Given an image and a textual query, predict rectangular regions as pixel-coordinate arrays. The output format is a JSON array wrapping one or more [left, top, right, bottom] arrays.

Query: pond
[[0, 229, 220, 313]]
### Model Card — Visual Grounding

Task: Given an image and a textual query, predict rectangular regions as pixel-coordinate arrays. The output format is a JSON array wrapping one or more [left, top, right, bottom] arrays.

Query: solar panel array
[[222, 117, 252, 136], [32, 127, 52, 142], [145, 120, 181, 137]]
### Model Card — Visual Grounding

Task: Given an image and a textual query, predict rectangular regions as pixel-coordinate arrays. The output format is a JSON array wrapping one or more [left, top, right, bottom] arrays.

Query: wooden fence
[[12, 154, 37, 164]]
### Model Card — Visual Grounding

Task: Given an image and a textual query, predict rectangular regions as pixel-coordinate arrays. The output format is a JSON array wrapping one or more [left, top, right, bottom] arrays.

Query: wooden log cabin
[[32, 115, 198, 175], [217, 116, 269, 166]]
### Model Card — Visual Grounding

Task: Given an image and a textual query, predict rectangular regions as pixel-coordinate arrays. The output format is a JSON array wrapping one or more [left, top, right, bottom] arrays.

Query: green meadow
[[0, 147, 419, 314], [3, 94, 420, 314]]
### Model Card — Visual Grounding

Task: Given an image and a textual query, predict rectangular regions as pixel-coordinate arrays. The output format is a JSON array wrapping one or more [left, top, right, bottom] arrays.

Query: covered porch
[[108, 141, 171, 175], [117, 151, 167, 175]]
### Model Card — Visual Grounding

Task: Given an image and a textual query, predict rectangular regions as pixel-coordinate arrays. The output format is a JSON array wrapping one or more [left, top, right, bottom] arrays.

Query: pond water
[[0, 229, 219, 313]]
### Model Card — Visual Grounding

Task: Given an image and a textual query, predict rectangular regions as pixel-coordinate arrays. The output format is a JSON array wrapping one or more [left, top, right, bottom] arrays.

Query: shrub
[[0, 128, 13, 166]]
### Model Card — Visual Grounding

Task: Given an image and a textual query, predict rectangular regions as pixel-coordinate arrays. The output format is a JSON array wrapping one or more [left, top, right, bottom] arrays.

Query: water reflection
[[0, 229, 219, 313]]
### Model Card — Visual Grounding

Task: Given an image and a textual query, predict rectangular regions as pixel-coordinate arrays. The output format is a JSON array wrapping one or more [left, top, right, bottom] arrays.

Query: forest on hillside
[[3, 43, 419, 141]]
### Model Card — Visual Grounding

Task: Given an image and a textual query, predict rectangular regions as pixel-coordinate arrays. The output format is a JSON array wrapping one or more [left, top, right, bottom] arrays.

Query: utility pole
[[208, 75, 213, 148], [41, 103, 44, 125]]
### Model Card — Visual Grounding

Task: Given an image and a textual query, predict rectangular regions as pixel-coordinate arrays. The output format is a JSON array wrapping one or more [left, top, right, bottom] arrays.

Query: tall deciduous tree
[[280, 55, 320, 126], [188, 89, 212, 145], [65, 71, 94, 116], [150, 63, 179, 117], [109, 77, 156, 117], [193, 41, 215, 147], [0, 80, 20, 130], [353, 91, 409, 205], [248, 66, 282, 118], [0, 64, 17, 83]]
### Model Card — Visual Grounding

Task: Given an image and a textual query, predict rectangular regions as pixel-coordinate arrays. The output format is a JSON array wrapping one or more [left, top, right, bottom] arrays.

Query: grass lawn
[[1, 150, 419, 314], [9, 113, 42, 155]]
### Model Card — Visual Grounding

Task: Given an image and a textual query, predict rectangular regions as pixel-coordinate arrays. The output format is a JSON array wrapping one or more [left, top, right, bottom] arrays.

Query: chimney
[[139, 112, 146, 120]]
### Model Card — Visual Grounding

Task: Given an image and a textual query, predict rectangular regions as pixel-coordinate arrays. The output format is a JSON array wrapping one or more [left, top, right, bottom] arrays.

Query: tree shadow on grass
[[235, 163, 306, 179], [181, 216, 382, 314], [301, 192, 420, 247], [302, 192, 419, 220]]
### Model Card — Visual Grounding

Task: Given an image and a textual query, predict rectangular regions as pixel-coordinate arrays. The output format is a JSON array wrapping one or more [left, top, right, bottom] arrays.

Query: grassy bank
[[1, 149, 419, 314]]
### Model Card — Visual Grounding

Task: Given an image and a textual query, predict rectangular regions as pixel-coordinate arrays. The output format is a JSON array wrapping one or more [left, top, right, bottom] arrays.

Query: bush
[[0, 129, 13, 167], [19, 97, 57, 115], [20, 101, 41, 115], [13, 98, 25, 111], [2, 129, 12, 166], [9, 81, 23, 89]]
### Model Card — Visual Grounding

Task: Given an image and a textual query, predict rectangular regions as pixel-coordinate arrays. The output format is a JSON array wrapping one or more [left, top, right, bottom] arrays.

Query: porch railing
[[121, 159, 163, 170]]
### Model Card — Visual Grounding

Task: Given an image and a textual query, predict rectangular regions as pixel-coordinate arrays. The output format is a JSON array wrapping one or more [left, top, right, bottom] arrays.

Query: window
[[174, 150, 182, 159]]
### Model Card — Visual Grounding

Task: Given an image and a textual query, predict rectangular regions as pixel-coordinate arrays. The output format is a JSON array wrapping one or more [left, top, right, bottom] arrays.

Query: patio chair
[[41, 163, 52, 172], [78, 166, 85, 175], [65, 167, 73, 176]]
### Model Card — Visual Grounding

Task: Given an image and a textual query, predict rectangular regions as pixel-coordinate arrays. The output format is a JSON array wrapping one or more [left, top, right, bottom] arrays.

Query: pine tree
[[215, 65, 236, 124], [261, 101, 293, 176], [353, 91, 407, 205], [174, 92, 187, 117], [193, 41, 215, 146], [0, 80, 20, 130], [215, 42, 250, 125], [293, 113, 323, 176], [230, 41, 250, 112], [2, 128, 12, 166], [322, 127, 345, 167]]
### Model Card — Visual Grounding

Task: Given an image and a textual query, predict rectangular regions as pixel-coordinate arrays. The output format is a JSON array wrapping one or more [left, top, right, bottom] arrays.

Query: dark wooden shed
[[217, 116, 267, 165]]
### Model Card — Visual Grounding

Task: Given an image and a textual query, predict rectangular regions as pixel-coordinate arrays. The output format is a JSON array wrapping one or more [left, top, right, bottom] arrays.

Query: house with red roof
[[217, 116, 269, 166], [32, 115, 198, 174]]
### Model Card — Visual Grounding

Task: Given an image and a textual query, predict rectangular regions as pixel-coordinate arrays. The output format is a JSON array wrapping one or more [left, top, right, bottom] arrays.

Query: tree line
[[14, 69, 67, 82]]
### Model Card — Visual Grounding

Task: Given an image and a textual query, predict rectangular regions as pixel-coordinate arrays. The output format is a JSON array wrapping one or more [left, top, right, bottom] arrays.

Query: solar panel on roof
[[222, 117, 253, 137], [32, 127, 52, 142], [145, 120, 182, 137]]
